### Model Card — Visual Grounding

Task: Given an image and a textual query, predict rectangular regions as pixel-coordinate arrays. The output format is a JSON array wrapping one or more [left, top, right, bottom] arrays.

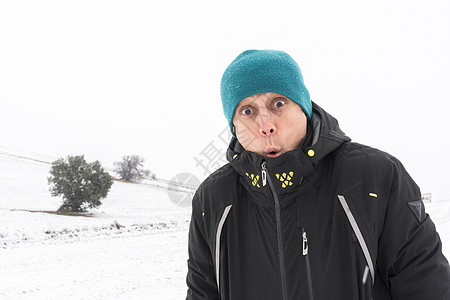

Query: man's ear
[[232, 124, 236, 136]]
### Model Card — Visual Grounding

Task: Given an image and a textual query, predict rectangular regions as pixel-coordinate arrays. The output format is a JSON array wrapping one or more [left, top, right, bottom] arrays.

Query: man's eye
[[274, 99, 285, 108], [241, 108, 253, 116]]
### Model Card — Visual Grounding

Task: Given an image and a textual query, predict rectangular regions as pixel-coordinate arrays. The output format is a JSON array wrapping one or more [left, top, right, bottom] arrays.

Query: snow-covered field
[[0, 152, 449, 299], [0, 154, 191, 299]]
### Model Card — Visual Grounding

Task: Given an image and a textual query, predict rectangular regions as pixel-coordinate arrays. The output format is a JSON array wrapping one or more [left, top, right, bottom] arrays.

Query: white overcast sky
[[1, 0, 449, 200]]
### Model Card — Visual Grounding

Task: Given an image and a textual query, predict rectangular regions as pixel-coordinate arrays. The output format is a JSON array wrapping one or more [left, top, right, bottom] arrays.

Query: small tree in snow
[[48, 155, 113, 212], [113, 155, 152, 183]]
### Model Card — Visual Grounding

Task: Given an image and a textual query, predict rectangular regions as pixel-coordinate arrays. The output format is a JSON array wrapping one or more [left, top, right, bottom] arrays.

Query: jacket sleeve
[[186, 192, 220, 300], [376, 157, 450, 299]]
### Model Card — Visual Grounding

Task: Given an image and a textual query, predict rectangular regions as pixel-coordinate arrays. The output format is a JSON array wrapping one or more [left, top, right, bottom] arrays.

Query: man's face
[[232, 92, 308, 158]]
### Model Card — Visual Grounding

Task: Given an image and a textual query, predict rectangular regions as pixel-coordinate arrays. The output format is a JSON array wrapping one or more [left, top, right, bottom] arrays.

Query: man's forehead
[[237, 93, 288, 106]]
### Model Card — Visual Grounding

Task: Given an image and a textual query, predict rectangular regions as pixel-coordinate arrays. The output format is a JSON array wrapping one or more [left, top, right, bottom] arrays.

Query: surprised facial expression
[[232, 93, 308, 158]]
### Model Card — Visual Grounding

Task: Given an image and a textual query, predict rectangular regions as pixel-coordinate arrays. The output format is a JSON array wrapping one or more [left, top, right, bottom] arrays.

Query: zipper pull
[[302, 231, 308, 256], [261, 162, 267, 187]]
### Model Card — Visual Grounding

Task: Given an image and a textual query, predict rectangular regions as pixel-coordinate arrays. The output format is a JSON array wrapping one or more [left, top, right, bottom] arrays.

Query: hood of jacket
[[225, 101, 351, 199]]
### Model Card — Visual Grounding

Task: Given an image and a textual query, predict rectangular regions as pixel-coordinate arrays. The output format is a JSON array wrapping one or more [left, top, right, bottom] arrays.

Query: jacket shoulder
[[335, 141, 403, 171], [192, 163, 239, 216], [333, 141, 415, 198]]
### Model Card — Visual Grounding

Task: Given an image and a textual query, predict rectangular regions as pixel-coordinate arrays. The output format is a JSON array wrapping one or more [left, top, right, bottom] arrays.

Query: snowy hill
[[0, 151, 449, 299], [0, 153, 192, 299]]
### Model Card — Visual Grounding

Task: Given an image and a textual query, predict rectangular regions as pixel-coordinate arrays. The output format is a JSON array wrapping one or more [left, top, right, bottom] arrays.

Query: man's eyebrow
[[236, 101, 250, 109]]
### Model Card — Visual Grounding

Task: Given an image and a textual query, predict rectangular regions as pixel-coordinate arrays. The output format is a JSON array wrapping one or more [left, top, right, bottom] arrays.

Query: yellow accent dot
[[308, 149, 315, 157], [202, 212, 205, 216], [369, 193, 378, 198], [233, 154, 238, 159]]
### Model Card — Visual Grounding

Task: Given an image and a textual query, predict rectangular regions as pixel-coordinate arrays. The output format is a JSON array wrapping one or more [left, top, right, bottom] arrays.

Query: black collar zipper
[[261, 161, 288, 300]]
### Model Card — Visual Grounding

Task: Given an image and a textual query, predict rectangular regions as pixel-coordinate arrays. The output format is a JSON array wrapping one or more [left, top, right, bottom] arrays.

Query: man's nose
[[258, 111, 277, 136]]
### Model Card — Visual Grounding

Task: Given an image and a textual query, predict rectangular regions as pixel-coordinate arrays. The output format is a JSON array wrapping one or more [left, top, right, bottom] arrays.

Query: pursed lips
[[265, 147, 282, 157]]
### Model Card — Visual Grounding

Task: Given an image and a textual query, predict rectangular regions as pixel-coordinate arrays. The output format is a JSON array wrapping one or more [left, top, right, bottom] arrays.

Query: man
[[186, 50, 450, 299]]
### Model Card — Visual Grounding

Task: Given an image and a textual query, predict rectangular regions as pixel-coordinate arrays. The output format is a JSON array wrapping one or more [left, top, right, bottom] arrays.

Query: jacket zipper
[[302, 228, 314, 300], [261, 161, 288, 300]]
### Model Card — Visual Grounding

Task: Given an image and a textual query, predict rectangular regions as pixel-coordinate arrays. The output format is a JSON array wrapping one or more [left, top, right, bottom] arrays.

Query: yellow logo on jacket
[[245, 173, 260, 188], [276, 171, 294, 188]]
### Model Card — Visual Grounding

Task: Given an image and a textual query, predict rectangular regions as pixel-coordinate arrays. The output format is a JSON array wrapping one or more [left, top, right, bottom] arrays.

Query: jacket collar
[[226, 102, 351, 198]]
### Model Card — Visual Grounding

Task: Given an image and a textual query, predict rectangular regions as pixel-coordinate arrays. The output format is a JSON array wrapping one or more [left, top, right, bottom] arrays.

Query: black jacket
[[186, 102, 450, 300]]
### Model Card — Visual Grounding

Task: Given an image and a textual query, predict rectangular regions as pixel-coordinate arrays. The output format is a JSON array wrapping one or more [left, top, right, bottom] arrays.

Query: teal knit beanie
[[220, 49, 312, 136]]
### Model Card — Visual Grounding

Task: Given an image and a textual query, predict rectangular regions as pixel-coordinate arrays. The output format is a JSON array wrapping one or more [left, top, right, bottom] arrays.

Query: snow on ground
[[0, 230, 188, 299], [0, 152, 449, 299], [0, 154, 191, 299]]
